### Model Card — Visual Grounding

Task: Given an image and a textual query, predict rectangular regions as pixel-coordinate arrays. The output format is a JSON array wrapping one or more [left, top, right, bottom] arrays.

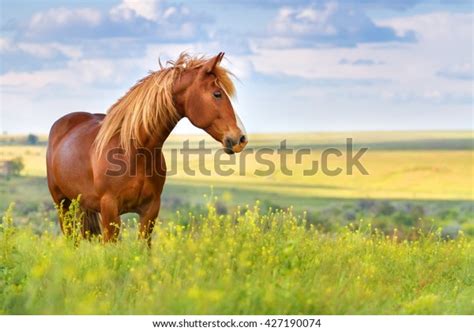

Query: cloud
[[339, 58, 383, 66], [24, 7, 102, 40], [0, 69, 71, 89], [29, 7, 102, 29], [230, 0, 422, 11], [110, 0, 163, 21], [250, 11, 472, 104], [0, 43, 220, 90], [0, 0, 211, 76], [0, 37, 14, 51], [15, 0, 209, 43], [437, 63, 473, 81], [264, 1, 416, 47], [0, 37, 82, 59], [1, 1, 472, 134], [0, 37, 83, 73], [207, 29, 253, 55], [110, 0, 192, 22], [355, 0, 421, 11]]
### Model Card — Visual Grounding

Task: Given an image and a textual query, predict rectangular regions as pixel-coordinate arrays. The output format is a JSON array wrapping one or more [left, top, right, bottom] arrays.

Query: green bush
[[3, 157, 24, 177], [26, 134, 39, 145]]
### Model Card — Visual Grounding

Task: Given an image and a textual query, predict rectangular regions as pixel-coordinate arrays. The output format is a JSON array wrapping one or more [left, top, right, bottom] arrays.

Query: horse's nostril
[[225, 137, 233, 149], [240, 135, 247, 144]]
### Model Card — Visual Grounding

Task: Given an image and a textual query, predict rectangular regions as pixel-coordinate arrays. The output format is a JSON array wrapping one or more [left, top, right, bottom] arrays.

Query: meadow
[[1, 203, 473, 314], [0, 131, 473, 314]]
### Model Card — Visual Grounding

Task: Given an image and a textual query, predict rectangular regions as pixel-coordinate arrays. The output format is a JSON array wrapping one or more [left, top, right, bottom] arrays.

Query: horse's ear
[[201, 52, 225, 74]]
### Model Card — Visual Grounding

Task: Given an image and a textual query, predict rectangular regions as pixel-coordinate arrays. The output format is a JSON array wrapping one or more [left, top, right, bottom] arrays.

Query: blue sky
[[0, 0, 472, 134]]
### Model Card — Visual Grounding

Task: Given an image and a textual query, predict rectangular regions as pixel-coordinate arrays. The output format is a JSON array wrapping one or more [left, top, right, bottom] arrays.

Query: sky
[[0, 0, 472, 134]]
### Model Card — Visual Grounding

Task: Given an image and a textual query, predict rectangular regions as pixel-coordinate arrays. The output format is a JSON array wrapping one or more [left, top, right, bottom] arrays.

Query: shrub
[[26, 134, 39, 145], [2, 157, 24, 177]]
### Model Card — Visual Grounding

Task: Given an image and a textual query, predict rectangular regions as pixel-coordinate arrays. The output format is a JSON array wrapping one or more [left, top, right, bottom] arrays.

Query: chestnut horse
[[46, 52, 247, 243]]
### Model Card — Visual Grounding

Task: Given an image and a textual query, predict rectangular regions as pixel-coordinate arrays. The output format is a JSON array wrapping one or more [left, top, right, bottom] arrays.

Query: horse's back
[[46, 112, 105, 168], [47, 112, 104, 209], [48, 112, 104, 146]]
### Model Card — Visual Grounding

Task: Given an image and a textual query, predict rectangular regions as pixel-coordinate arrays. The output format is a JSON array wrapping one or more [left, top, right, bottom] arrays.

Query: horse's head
[[175, 52, 247, 154]]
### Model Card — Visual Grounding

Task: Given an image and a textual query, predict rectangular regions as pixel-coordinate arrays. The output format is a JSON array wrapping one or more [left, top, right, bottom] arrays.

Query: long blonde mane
[[94, 52, 235, 156]]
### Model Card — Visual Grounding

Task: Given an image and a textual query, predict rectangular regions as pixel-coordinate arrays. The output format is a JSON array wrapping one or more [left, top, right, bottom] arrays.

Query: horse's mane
[[94, 52, 235, 156]]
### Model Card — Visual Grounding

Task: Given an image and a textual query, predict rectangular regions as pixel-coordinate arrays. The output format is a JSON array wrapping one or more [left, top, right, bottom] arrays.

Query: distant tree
[[3, 157, 24, 177], [26, 134, 39, 145]]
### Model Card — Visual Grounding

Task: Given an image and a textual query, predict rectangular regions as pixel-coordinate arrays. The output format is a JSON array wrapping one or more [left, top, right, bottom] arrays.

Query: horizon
[[2, 129, 473, 138]]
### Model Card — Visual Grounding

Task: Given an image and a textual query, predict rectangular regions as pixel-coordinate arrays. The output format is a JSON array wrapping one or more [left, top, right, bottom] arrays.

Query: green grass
[[1, 132, 472, 314], [1, 202, 473, 314], [2, 176, 473, 237]]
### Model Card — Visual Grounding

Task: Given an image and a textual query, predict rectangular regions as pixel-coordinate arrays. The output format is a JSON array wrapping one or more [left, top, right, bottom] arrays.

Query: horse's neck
[[139, 119, 179, 150], [139, 72, 189, 149]]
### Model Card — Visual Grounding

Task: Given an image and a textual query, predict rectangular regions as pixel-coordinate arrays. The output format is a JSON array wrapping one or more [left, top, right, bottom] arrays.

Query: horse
[[46, 52, 247, 244]]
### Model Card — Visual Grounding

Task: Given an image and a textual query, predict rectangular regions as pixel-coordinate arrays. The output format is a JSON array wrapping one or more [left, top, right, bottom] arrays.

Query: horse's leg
[[139, 199, 161, 246], [99, 195, 121, 242]]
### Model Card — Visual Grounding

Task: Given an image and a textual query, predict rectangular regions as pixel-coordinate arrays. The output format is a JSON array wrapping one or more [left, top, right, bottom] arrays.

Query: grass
[[3, 176, 473, 237], [1, 132, 472, 314], [0, 202, 473, 314]]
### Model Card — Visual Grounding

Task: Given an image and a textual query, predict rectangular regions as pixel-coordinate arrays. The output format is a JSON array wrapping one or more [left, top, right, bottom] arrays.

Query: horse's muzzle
[[224, 135, 247, 154]]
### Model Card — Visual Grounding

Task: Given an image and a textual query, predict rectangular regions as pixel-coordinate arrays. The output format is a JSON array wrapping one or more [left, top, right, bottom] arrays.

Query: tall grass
[[0, 201, 472, 314]]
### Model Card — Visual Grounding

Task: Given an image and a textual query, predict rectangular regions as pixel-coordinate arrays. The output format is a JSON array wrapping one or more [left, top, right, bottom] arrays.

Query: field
[[1, 131, 473, 314], [1, 204, 473, 314]]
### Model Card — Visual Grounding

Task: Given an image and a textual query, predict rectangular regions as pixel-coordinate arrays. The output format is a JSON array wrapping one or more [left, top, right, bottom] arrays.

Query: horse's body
[[46, 53, 247, 242]]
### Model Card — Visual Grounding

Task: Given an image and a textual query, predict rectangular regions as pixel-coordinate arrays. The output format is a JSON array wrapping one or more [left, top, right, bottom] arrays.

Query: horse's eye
[[213, 91, 222, 99]]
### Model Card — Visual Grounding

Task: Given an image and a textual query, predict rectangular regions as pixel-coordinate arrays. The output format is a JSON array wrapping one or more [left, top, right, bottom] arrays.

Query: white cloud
[[0, 57, 134, 89], [110, 0, 166, 21], [0, 36, 82, 60], [250, 11, 473, 103], [21, 42, 81, 59], [110, 0, 194, 23], [18, 0, 207, 43], [272, 4, 339, 36], [0, 43, 209, 90], [0, 37, 14, 52], [265, 1, 415, 47], [1, 2, 472, 133], [27, 7, 102, 33], [437, 63, 473, 81]]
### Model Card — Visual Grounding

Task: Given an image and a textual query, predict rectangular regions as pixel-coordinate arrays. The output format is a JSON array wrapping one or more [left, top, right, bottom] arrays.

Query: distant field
[[2, 131, 473, 200], [1, 131, 473, 235]]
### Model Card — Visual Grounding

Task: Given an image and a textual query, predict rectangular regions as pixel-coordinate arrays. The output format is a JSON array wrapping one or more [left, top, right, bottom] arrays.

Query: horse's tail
[[82, 210, 102, 238]]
